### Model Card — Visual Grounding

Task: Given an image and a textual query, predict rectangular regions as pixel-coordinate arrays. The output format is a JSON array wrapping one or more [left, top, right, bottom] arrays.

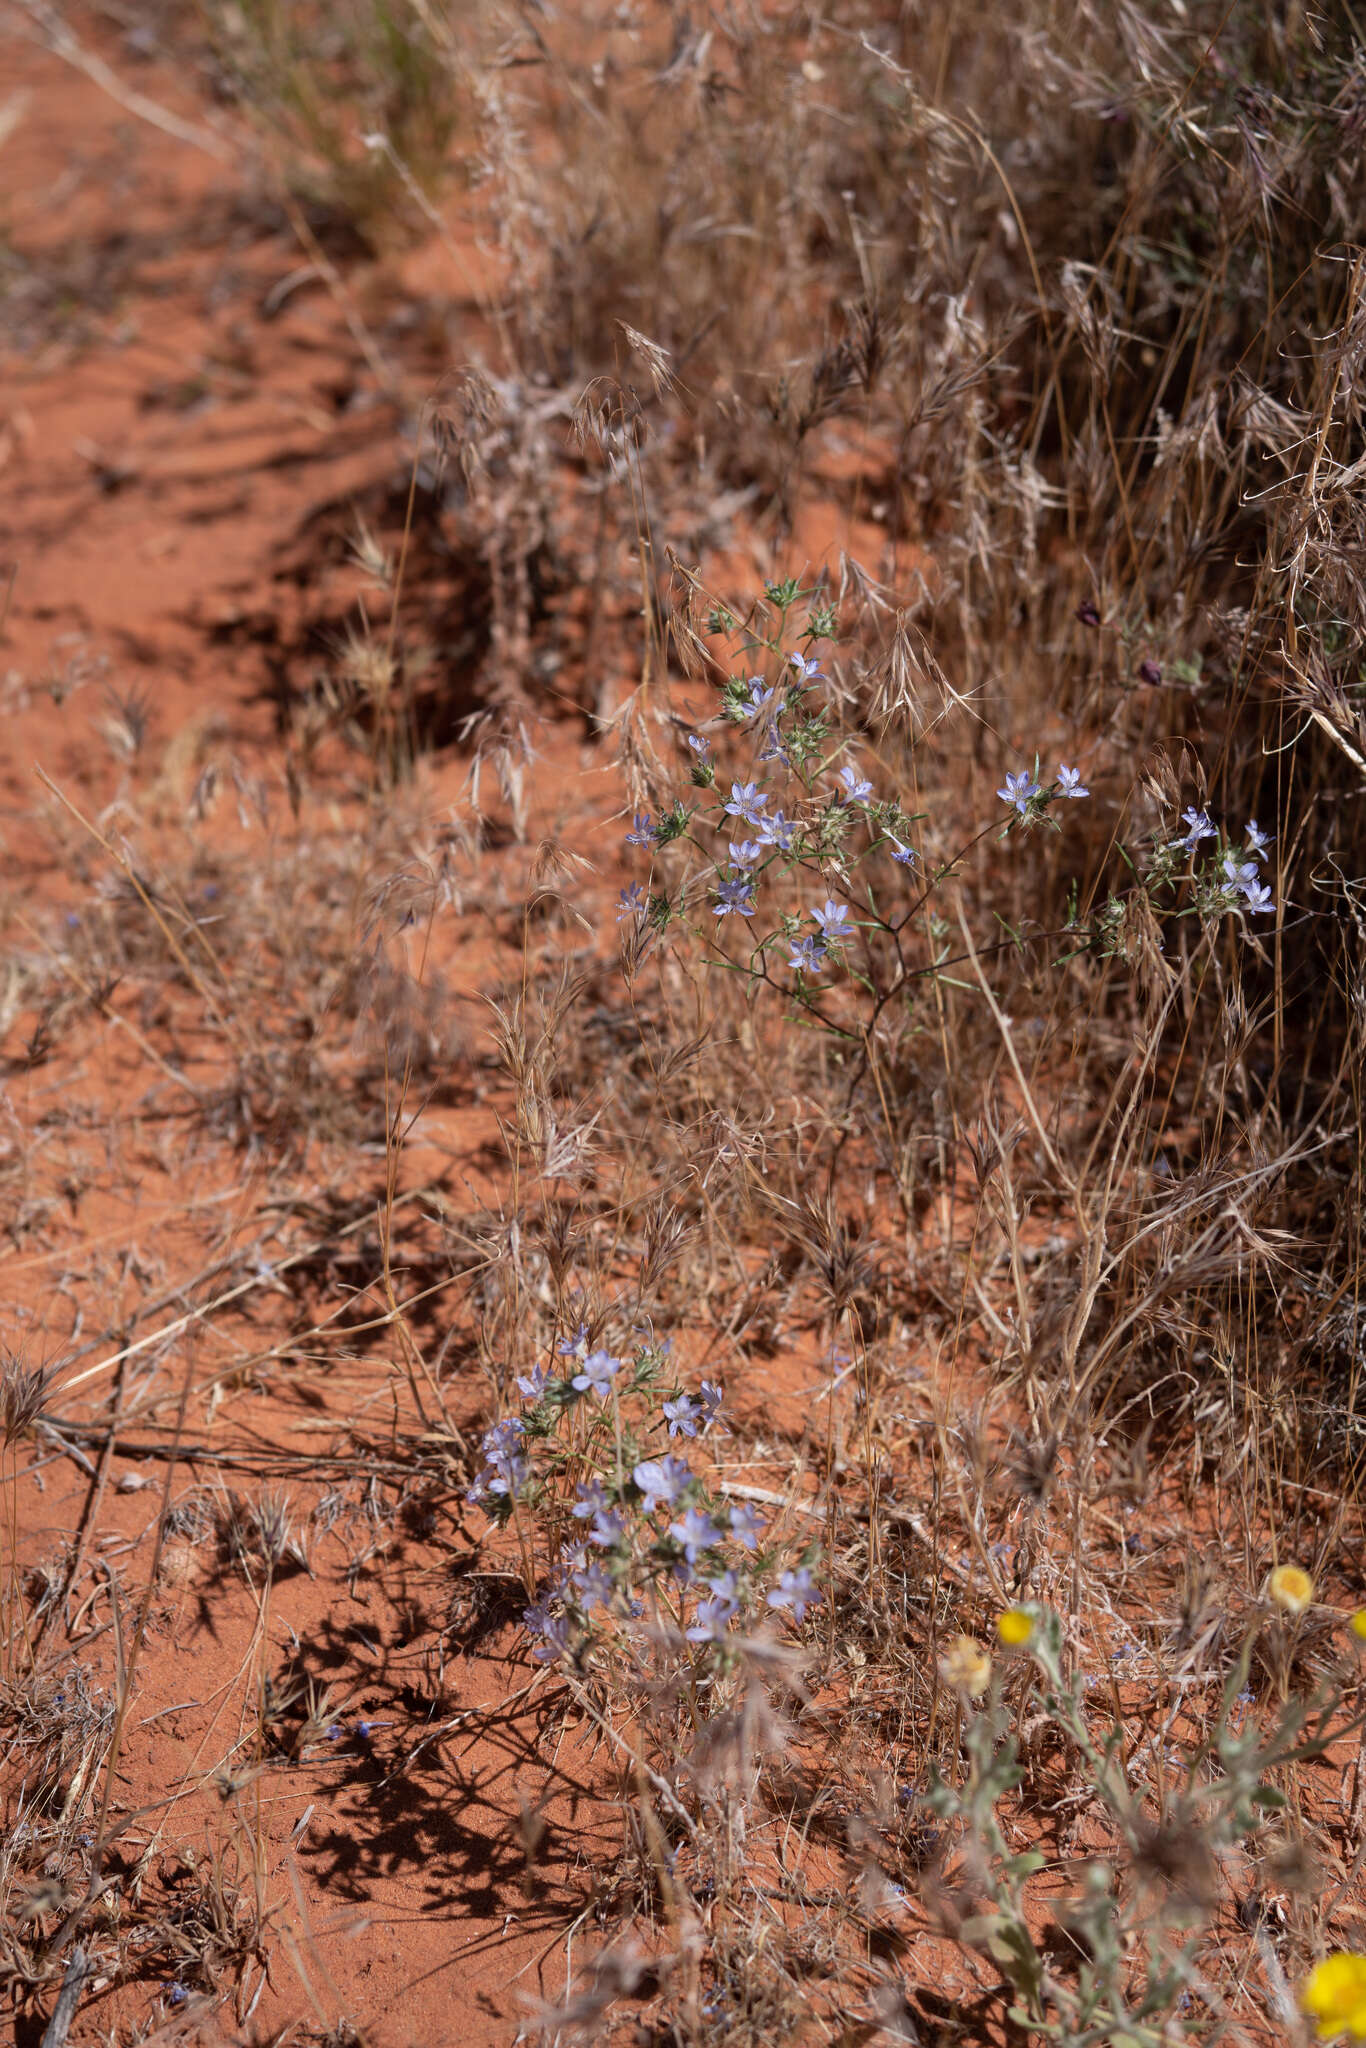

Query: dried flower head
[[939, 1634, 992, 1699]]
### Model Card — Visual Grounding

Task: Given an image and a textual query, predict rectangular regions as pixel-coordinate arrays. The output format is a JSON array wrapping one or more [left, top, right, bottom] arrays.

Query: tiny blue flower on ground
[[516, 1363, 548, 1400], [525, 1604, 572, 1662], [724, 781, 769, 827], [767, 1566, 822, 1622], [727, 839, 762, 868], [836, 762, 874, 804], [616, 883, 646, 921], [632, 1455, 691, 1511], [663, 1391, 701, 1437], [714, 877, 757, 920], [670, 1506, 725, 1563], [687, 1571, 740, 1642], [759, 809, 795, 850], [789, 650, 825, 683], [572, 1348, 621, 1398], [1176, 807, 1216, 850], [997, 770, 1042, 815], [1245, 818, 1272, 857], [625, 812, 655, 847], [1056, 765, 1088, 798], [788, 935, 827, 975], [812, 899, 854, 945], [728, 1502, 764, 1549]]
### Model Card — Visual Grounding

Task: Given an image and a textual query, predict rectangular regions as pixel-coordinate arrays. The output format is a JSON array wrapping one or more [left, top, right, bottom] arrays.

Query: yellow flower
[[1269, 1564, 1314, 1615], [939, 1634, 992, 1699], [1302, 1953, 1366, 2040], [1350, 1610, 1366, 1643], [996, 1607, 1035, 1649]]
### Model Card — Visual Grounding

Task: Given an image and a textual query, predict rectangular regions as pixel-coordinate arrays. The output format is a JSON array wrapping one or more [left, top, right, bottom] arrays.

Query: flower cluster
[[465, 1322, 822, 1668], [1165, 812, 1275, 916]]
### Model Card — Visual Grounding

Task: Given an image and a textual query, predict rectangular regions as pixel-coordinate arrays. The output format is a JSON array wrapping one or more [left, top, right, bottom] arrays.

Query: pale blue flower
[[617, 883, 647, 921], [632, 1455, 692, 1512], [572, 1482, 608, 1521], [759, 810, 795, 851], [998, 770, 1042, 815], [1241, 879, 1274, 914], [572, 1563, 615, 1612], [699, 1380, 725, 1425], [788, 935, 827, 976], [670, 1506, 725, 1562], [724, 781, 769, 827], [767, 1566, 821, 1622], [789, 651, 825, 683], [516, 1363, 547, 1400], [663, 1392, 701, 1437], [1176, 807, 1216, 850], [572, 1347, 621, 1398], [714, 877, 757, 919], [729, 1502, 764, 1549], [686, 1572, 740, 1642], [687, 733, 711, 758], [812, 899, 854, 944], [589, 1505, 626, 1547], [558, 1321, 590, 1358], [887, 837, 917, 866], [1245, 819, 1272, 857], [757, 725, 790, 766], [836, 762, 874, 804], [728, 839, 762, 867], [1056, 765, 1088, 798], [625, 812, 655, 847], [1222, 854, 1260, 892]]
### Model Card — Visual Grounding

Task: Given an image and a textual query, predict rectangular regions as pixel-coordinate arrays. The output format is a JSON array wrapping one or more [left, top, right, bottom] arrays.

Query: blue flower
[[1240, 879, 1274, 914], [728, 1502, 764, 1550], [1175, 807, 1216, 850], [724, 781, 769, 827], [1222, 854, 1260, 892], [746, 677, 783, 717], [757, 725, 790, 766], [812, 899, 854, 944], [558, 1321, 590, 1359], [687, 733, 711, 758], [686, 1572, 740, 1642], [632, 1455, 692, 1512], [617, 883, 647, 921], [767, 1567, 821, 1622], [670, 1506, 725, 1562], [525, 1605, 572, 1662], [572, 1482, 608, 1521], [589, 1506, 627, 1548], [625, 812, 655, 847], [663, 1391, 701, 1437], [714, 877, 757, 920], [759, 809, 795, 851], [789, 651, 825, 683], [699, 1380, 725, 1426], [516, 1363, 548, 1400], [572, 1563, 615, 1612], [836, 762, 874, 804], [886, 837, 917, 866], [572, 1347, 621, 1398], [788, 935, 827, 976], [728, 839, 762, 868], [1245, 818, 1272, 857], [1056, 765, 1088, 798], [997, 770, 1042, 815]]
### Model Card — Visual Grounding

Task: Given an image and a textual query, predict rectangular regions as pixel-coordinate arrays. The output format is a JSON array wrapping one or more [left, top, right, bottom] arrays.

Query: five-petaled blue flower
[[572, 1347, 621, 1398], [788, 935, 827, 976], [746, 678, 782, 716], [724, 781, 769, 827], [625, 812, 655, 846], [1056, 765, 1088, 798], [558, 1321, 590, 1358], [516, 1363, 547, 1400], [686, 1572, 740, 1642], [760, 809, 795, 851], [997, 770, 1042, 815], [728, 1502, 764, 1550], [836, 762, 874, 804], [812, 899, 854, 945], [633, 1456, 692, 1512], [617, 883, 647, 921], [670, 1506, 725, 1562], [1245, 819, 1272, 857], [728, 839, 762, 868], [663, 1392, 701, 1437], [1240, 879, 1274, 914], [699, 1380, 725, 1425], [714, 877, 757, 920], [1175, 807, 1216, 850], [572, 1563, 615, 1612], [887, 837, 917, 866], [767, 1566, 822, 1622], [757, 726, 790, 766], [789, 651, 826, 683]]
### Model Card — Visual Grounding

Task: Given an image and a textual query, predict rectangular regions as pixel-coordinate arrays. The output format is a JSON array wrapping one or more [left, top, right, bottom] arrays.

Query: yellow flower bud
[[1268, 1564, 1314, 1616], [1351, 1610, 1366, 1643], [996, 1607, 1035, 1649]]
